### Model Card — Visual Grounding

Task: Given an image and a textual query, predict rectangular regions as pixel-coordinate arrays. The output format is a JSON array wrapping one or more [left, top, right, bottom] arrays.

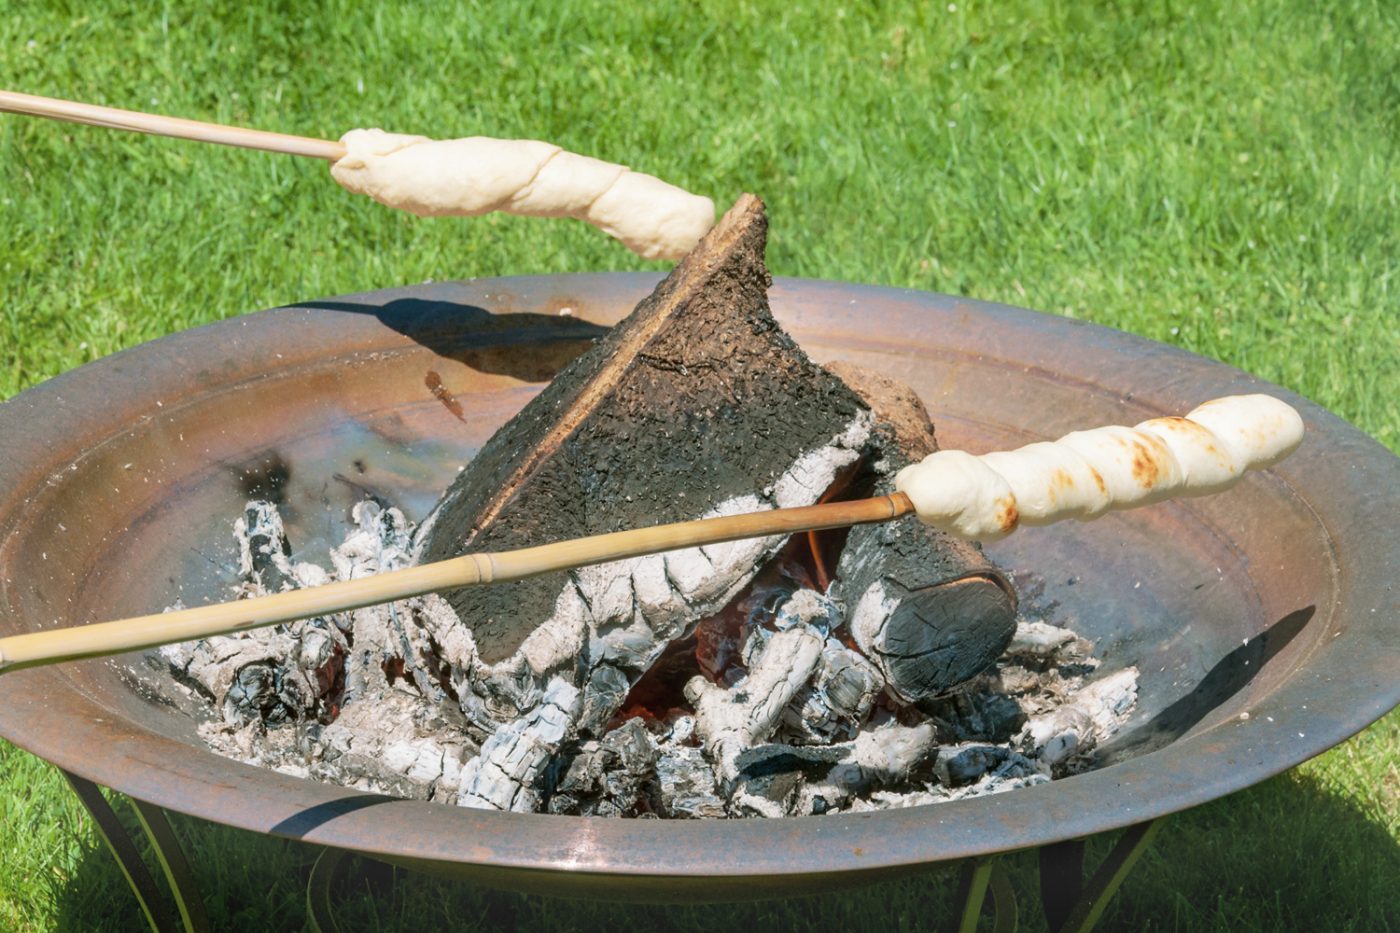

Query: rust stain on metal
[[424, 370, 466, 423]]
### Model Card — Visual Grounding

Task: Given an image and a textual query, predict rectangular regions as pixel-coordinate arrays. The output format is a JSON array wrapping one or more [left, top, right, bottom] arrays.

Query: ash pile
[[158, 196, 1139, 818]]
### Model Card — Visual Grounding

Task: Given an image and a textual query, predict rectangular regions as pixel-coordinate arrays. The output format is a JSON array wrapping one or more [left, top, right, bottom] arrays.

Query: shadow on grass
[[49, 763, 1397, 932]]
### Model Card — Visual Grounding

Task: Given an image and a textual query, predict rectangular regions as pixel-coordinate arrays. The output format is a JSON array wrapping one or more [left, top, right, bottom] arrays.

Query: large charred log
[[827, 363, 1019, 702], [421, 194, 867, 660], [416, 196, 878, 806]]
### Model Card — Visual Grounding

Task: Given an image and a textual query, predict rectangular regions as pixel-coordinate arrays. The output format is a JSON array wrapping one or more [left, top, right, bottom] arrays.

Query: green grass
[[2, 0, 1396, 929]]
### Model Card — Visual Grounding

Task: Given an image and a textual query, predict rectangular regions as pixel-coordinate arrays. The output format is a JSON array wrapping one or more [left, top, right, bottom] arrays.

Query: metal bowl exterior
[[0, 274, 1395, 902]]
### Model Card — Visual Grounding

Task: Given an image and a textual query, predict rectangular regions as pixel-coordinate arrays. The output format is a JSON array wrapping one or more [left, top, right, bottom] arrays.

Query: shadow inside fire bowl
[[294, 298, 610, 383], [1095, 605, 1315, 765]]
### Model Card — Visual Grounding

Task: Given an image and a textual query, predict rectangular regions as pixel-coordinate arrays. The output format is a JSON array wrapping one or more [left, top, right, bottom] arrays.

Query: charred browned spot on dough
[[1088, 465, 1107, 494], [1128, 438, 1163, 488], [1041, 467, 1073, 506], [424, 370, 467, 423], [1156, 417, 1230, 465], [1156, 416, 1194, 432], [994, 496, 1019, 532], [1195, 434, 1228, 467]]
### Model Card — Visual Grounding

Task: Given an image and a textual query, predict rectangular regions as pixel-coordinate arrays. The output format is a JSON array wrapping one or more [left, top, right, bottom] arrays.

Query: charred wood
[[416, 195, 872, 749], [828, 368, 1019, 701], [545, 718, 660, 817], [729, 723, 939, 817]]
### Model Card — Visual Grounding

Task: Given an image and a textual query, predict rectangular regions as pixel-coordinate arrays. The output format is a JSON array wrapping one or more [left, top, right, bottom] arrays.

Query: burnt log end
[[829, 365, 1018, 700]]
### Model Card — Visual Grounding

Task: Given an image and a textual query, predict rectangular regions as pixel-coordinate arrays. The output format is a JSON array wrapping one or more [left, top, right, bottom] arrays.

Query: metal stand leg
[[1039, 818, 1164, 933], [1040, 839, 1086, 931], [955, 819, 1163, 933], [62, 771, 180, 933], [307, 846, 351, 933], [62, 770, 211, 933], [131, 799, 213, 933], [987, 864, 1018, 933], [956, 859, 994, 933], [954, 859, 1018, 933]]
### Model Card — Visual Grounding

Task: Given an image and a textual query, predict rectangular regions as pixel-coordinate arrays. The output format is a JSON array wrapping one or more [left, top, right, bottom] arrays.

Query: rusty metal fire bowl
[[0, 275, 1395, 903]]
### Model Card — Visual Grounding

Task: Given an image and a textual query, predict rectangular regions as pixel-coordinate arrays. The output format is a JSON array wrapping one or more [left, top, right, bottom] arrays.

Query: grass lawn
[[2, 1, 1396, 929]]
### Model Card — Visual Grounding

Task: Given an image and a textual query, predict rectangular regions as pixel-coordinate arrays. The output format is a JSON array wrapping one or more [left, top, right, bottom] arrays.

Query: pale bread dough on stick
[[895, 394, 1304, 540], [330, 128, 715, 260]]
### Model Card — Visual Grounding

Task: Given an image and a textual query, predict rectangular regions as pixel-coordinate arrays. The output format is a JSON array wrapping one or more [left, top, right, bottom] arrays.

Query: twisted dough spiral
[[330, 129, 715, 260], [895, 394, 1304, 540]]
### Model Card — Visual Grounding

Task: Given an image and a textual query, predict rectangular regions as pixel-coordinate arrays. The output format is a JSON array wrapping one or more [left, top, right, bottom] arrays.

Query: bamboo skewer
[[0, 394, 1306, 675], [1, 89, 716, 259], [0, 494, 913, 675], [0, 90, 346, 161]]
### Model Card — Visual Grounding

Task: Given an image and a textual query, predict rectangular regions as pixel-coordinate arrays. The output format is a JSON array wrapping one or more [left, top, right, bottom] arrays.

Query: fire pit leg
[[61, 771, 187, 933], [954, 858, 1018, 933], [307, 847, 351, 933], [1038, 818, 1165, 932], [129, 798, 213, 933], [1039, 838, 1086, 929]]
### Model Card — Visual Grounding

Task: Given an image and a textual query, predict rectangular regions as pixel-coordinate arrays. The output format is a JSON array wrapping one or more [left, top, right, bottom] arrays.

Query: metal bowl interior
[[0, 275, 1395, 902]]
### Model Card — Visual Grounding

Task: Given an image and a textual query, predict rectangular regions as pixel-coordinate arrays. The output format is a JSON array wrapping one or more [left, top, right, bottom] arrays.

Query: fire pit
[[0, 275, 1395, 915]]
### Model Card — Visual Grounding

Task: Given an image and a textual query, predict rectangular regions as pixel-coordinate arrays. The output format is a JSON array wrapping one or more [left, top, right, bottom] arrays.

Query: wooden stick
[[0, 90, 346, 161], [0, 394, 1304, 675], [0, 494, 913, 674]]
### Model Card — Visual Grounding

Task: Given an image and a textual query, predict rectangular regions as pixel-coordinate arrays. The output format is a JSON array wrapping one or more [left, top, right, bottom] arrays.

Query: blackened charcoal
[[546, 718, 659, 816]]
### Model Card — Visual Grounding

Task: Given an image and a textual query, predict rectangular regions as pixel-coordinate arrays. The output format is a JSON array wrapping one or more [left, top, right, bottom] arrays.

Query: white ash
[[847, 582, 902, 668], [1021, 668, 1140, 767], [1006, 619, 1086, 660], [653, 742, 728, 819], [922, 619, 1140, 779], [162, 499, 480, 802], [161, 502, 347, 727], [456, 677, 581, 812], [779, 637, 883, 746], [686, 623, 826, 783], [158, 495, 1138, 817], [706, 590, 882, 750], [727, 722, 941, 817], [409, 416, 875, 810], [399, 414, 872, 750]]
